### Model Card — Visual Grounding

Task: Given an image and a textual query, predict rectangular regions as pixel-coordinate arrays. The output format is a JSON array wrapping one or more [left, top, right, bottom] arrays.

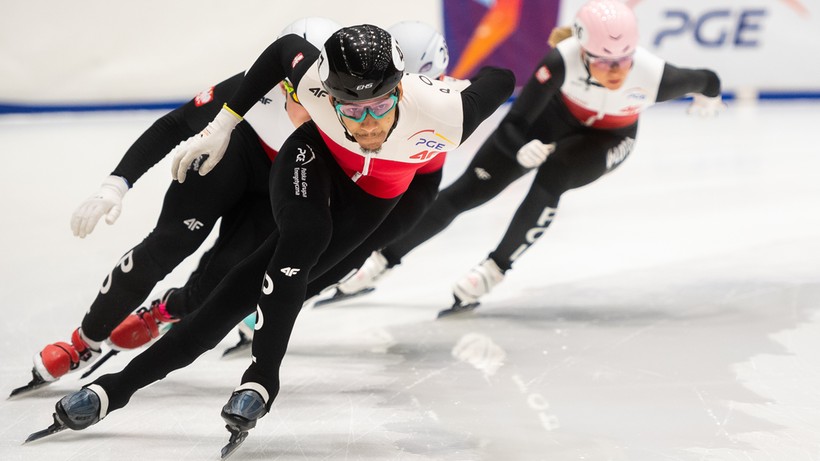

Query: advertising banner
[[445, 0, 819, 96], [558, 0, 820, 96], [443, 0, 562, 86]]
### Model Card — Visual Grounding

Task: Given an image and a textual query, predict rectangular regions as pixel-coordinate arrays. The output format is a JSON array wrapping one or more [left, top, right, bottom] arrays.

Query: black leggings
[[305, 168, 442, 297], [94, 123, 399, 411], [81, 121, 271, 341], [384, 113, 637, 272]]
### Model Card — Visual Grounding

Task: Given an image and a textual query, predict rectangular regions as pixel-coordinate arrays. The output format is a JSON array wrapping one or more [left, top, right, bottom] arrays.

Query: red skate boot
[[33, 328, 102, 382], [107, 289, 179, 350], [10, 328, 102, 398]]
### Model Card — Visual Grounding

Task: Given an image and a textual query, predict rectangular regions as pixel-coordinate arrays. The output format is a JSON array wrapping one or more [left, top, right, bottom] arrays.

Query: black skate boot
[[25, 384, 108, 443], [55, 385, 106, 430], [219, 385, 268, 458]]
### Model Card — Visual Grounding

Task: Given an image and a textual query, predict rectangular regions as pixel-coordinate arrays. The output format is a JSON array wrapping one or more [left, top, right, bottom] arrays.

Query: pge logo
[[415, 138, 446, 150], [654, 9, 767, 48], [407, 129, 453, 161]]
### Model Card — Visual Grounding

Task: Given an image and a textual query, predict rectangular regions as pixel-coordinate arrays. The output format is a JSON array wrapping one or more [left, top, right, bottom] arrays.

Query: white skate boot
[[314, 250, 390, 307], [440, 258, 505, 318]]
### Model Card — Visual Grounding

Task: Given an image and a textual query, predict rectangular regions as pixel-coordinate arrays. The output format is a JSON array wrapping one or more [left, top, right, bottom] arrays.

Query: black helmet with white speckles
[[318, 24, 405, 102]]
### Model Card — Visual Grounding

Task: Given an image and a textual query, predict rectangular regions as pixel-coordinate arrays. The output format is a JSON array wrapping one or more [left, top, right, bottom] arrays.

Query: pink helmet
[[573, 0, 638, 58]]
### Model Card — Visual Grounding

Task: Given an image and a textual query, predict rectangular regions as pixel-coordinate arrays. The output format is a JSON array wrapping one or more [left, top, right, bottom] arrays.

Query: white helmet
[[278, 16, 343, 49], [388, 21, 449, 79]]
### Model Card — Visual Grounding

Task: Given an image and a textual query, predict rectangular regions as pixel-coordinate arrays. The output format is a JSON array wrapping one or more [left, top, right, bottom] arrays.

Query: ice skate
[[219, 385, 268, 459], [107, 288, 178, 350], [25, 384, 107, 443], [12, 328, 102, 398], [438, 258, 505, 318], [313, 251, 388, 308]]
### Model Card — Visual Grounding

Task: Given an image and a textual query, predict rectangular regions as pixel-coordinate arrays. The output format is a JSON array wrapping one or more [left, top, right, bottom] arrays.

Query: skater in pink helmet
[[330, 0, 725, 316]]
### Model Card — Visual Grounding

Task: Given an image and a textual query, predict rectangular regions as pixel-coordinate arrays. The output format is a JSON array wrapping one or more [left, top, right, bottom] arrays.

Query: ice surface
[[1, 101, 819, 460]]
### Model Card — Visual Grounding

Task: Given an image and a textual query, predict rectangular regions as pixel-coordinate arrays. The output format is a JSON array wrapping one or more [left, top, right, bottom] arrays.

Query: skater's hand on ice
[[171, 104, 242, 183], [70, 175, 129, 238], [516, 139, 555, 169], [687, 94, 726, 118]]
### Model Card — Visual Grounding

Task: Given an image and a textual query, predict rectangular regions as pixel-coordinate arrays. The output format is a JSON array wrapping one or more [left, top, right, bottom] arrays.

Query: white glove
[[171, 104, 242, 182], [70, 175, 130, 238], [687, 94, 726, 118], [516, 139, 555, 169]]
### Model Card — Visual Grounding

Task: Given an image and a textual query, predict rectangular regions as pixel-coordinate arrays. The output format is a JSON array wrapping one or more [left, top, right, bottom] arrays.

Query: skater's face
[[281, 80, 310, 127], [332, 85, 401, 153], [583, 51, 633, 90]]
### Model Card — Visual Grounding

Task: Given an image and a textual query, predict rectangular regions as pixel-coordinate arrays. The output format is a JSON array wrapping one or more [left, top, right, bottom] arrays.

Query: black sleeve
[[227, 35, 320, 115], [656, 63, 721, 102], [458, 66, 516, 142], [490, 49, 566, 157], [110, 72, 245, 185]]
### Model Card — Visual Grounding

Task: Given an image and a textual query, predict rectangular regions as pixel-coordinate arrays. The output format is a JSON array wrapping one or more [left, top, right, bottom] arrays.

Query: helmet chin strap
[[384, 106, 400, 141], [338, 112, 357, 143], [581, 53, 604, 89]]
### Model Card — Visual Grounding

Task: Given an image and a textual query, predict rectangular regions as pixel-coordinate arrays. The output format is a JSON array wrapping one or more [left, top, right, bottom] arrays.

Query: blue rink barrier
[[0, 101, 186, 115], [1, 91, 819, 115]]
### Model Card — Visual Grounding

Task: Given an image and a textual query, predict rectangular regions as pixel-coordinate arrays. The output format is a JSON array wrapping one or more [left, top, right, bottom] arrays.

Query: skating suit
[[91, 33, 514, 411], [384, 36, 721, 270]]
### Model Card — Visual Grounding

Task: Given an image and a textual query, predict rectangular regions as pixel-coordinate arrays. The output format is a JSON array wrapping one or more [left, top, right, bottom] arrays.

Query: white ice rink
[[1, 100, 820, 460]]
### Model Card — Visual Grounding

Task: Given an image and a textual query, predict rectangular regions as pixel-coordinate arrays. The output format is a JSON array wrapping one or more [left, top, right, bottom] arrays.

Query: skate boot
[[33, 328, 103, 382], [108, 289, 178, 350], [440, 258, 505, 318], [219, 384, 269, 457], [24, 384, 109, 442], [221, 385, 268, 432], [55, 384, 108, 430], [314, 251, 389, 307]]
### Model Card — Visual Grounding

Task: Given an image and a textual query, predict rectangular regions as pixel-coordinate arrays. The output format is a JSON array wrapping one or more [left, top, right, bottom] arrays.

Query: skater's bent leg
[[80, 156, 251, 341], [305, 169, 441, 296], [384, 150, 526, 263], [165, 196, 274, 318], [93, 231, 279, 412], [489, 182, 560, 270], [489, 132, 632, 269], [240, 201, 332, 406]]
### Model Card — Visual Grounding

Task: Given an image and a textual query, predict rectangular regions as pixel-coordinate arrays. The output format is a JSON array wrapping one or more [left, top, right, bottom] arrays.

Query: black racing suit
[[91, 34, 515, 412], [80, 73, 274, 341], [382, 45, 721, 273]]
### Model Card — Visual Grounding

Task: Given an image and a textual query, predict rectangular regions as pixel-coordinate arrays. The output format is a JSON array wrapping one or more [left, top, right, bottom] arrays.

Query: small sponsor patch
[[194, 87, 214, 107], [535, 66, 551, 84], [292, 52, 304, 68]]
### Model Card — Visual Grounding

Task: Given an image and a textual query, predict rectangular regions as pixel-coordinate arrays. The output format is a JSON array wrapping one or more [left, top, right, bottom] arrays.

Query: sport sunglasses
[[334, 94, 398, 123], [585, 52, 634, 71]]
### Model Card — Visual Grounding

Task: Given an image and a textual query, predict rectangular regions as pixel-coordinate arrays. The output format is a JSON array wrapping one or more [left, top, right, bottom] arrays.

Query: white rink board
[[2, 1, 819, 108]]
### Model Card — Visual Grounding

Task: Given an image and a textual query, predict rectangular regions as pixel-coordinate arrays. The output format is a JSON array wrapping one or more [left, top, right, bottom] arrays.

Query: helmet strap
[[384, 105, 399, 142], [338, 114, 357, 143], [383, 87, 401, 142], [581, 52, 604, 89]]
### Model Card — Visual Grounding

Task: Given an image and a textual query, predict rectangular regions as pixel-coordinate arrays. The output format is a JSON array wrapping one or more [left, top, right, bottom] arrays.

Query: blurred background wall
[[1, 0, 817, 112]]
